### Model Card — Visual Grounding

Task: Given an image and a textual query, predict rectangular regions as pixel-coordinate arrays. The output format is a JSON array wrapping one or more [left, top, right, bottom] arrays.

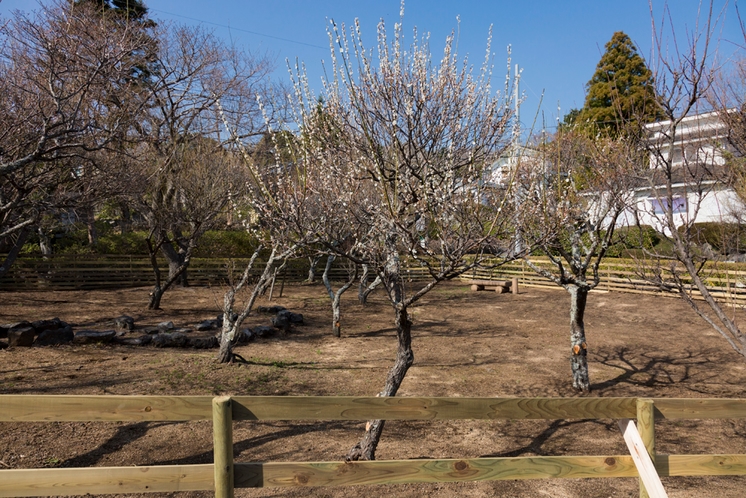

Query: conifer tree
[[571, 31, 661, 133]]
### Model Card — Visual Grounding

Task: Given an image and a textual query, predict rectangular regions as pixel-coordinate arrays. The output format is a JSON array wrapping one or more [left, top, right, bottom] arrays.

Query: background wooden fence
[[1, 395, 745, 497], [3, 255, 746, 307]]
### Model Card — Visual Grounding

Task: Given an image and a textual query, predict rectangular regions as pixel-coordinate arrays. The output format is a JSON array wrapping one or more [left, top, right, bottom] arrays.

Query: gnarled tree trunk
[[567, 284, 590, 392], [347, 303, 413, 460], [161, 238, 188, 287], [358, 264, 382, 305], [0, 227, 31, 279], [305, 255, 322, 284], [348, 239, 413, 461], [322, 255, 358, 337], [217, 246, 296, 363]]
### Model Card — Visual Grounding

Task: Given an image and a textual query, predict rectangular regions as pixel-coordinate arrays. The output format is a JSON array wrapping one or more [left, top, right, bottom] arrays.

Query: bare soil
[[1, 281, 746, 497]]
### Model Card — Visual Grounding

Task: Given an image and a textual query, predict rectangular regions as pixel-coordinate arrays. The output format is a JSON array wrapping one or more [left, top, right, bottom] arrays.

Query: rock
[[196, 320, 217, 331], [113, 335, 152, 346], [114, 315, 135, 331], [3, 321, 32, 330], [142, 326, 160, 335], [253, 325, 275, 338], [151, 332, 189, 348], [8, 327, 35, 347], [272, 313, 291, 332], [32, 318, 66, 333], [0, 325, 7, 339], [188, 336, 218, 349], [237, 328, 254, 343], [174, 327, 192, 334], [157, 321, 174, 331], [34, 325, 74, 346], [257, 305, 286, 314], [0, 341, 7, 350], [73, 330, 117, 345], [273, 310, 302, 331]]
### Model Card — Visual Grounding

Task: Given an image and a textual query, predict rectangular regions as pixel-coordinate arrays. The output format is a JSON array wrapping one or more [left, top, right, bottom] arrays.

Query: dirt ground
[[1, 281, 746, 498]]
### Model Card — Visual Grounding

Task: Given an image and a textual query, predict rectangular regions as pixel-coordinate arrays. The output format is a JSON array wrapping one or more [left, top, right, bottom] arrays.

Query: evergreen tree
[[75, 0, 150, 21], [573, 31, 661, 134]]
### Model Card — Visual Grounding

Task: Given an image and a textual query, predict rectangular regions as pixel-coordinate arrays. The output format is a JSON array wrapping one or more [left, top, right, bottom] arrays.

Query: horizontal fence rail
[[1, 395, 745, 497], [3, 255, 746, 306]]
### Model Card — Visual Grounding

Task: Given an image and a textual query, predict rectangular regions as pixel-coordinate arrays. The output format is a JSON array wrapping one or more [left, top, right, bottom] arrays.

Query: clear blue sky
[[1, 0, 743, 131]]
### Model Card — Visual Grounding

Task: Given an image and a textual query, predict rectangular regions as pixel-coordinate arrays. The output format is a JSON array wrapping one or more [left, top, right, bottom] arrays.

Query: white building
[[619, 110, 742, 235]]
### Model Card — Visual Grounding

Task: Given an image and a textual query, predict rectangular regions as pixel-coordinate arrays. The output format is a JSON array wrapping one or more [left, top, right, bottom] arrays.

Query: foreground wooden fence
[[1, 395, 745, 497], [3, 255, 746, 307]]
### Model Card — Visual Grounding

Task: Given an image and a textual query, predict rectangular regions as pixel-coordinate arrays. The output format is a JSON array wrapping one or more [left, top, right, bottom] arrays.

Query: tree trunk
[[347, 304, 413, 461], [119, 203, 132, 234], [331, 295, 341, 337], [84, 207, 98, 245], [568, 284, 590, 392], [348, 237, 412, 461], [0, 227, 30, 279], [358, 264, 382, 305], [148, 286, 164, 310], [161, 241, 188, 287], [217, 318, 239, 363], [38, 228, 52, 258], [322, 255, 358, 338], [305, 255, 321, 284]]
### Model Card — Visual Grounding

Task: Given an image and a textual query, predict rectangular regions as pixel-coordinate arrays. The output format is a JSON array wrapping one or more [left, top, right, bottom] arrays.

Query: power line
[[149, 8, 328, 51]]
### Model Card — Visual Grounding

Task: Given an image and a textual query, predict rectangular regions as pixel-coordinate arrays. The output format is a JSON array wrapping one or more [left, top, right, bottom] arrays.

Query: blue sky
[[1, 1, 743, 131]]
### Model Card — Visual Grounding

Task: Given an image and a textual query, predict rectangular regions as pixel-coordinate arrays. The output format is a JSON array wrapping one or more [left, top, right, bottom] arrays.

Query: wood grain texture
[[231, 396, 637, 421], [619, 420, 668, 498], [0, 464, 214, 497], [234, 456, 638, 488], [213, 396, 234, 498], [657, 454, 746, 476], [2, 396, 745, 422], [636, 399, 656, 498], [653, 398, 746, 419], [0, 395, 213, 422]]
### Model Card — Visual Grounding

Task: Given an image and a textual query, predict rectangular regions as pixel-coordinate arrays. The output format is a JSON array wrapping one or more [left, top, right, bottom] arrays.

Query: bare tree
[[217, 241, 298, 363], [358, 264, 382, 304], [321, 254, 358, 337], [629, 1, 746, 359], [128, 24, 273, 309], [515, 131, 640, 391], [138, 140, 246, 309], [284, 8, 517, 460], [0, 0, 153, 275]]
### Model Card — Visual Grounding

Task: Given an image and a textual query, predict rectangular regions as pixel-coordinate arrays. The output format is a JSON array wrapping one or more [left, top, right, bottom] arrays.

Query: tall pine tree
[[569, 31, 661, 134]]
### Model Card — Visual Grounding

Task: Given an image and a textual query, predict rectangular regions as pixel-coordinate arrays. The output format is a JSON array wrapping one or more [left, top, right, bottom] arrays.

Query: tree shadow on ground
[[588, 345, 723, 394], [480, 419, 616, 458]]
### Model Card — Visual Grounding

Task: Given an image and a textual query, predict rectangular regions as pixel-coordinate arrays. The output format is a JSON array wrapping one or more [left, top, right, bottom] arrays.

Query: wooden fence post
[[637, 398, 656, 498], [213, 396, 234, 498]]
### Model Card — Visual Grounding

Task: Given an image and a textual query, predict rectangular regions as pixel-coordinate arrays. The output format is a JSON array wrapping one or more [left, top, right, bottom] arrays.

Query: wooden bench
[[468, 278, 519, 294]]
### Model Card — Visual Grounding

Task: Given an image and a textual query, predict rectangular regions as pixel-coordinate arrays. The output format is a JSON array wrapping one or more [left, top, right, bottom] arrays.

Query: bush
[[94, 231, 149, 255], [192, 230, 259, 258], [682, 223, 746, 255], [605, 225, 662, 258]]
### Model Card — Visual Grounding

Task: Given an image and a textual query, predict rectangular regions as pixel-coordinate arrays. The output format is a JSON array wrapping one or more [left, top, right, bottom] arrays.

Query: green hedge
[[22, 225, 259, 258]]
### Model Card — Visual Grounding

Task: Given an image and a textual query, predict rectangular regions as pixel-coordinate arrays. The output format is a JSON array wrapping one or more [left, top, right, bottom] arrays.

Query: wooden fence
[[467, 258, 746, 307], [3, 255, 746, 307], [1, 395, 745, 497]]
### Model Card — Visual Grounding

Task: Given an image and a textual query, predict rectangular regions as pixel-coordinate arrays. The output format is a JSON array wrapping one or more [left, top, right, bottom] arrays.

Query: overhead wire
[[148, 8, 328, 50]]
